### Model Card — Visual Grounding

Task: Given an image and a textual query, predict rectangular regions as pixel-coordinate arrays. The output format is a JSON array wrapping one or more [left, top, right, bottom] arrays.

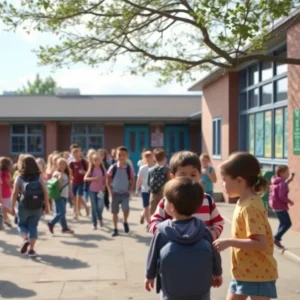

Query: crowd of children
[[0, 143, 295, 299]]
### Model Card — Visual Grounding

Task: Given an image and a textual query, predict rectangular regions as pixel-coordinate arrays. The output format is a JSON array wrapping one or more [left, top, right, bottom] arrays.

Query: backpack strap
[[126, 164, 131, 180], [81, 159, 87, 171], [206, 194, 213, 215], [111, 163, 118, 179], [70, 162, 74, 170], [111, 163, 131, 180], [100, 166, 105, 177]]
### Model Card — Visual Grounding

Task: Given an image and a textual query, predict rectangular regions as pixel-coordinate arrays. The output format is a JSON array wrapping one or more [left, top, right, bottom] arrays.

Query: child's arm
[[207, 167, 217, 183], [106, 166, 114, 196], [208, 198, 225, 239], [84, 170, 98, 182], [128, 166, 135, 194], [135, 172, 142, 195], [148, 199, 168, 234]]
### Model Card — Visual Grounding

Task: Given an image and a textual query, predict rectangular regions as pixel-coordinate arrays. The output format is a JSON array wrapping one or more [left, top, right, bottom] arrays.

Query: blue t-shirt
[[201, 166, 214, 193]]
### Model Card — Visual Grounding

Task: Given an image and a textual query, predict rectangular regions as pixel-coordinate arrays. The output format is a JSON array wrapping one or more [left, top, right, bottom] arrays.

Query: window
[[261, 83, 272, 106], [71, 123, 104, 153], [276, 77, 287, 102], [249, 64, 259, 86], [248, 88, 259, 108], [212, 118, 221, 157], [261, 61, 273, 81], [240, 93, 247, 111], [10, 124, 43, 154], [276, 49, 287, 75]]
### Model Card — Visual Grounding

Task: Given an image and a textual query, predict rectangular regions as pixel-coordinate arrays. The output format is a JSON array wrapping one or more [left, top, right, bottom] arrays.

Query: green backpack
[[46, 178, 68, 200]]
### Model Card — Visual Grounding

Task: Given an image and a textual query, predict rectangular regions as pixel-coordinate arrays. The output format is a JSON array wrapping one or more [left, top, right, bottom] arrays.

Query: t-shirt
[[1, 171, 11, 198], [201, 167, 214, 193], [137, 165, 150, 193], [53, 171, 69, 198], [89, 167, 106, 192], [70, 160, 88, 185], [13, 170, 20, 181], [231, 196, 278, 282]]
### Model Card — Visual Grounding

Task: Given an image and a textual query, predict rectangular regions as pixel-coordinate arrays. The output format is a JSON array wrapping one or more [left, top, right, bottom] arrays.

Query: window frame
[[212, 117, 222, 158], [10, 124, 44, 155]]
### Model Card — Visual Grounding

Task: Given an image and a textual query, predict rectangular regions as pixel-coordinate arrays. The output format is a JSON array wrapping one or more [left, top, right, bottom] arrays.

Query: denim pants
[[17, 205, 42, 239], [274, 210, 292, 241], [89, 191, 104, 226], [50, 197, 68, 230], [0, 205, 3, 229]]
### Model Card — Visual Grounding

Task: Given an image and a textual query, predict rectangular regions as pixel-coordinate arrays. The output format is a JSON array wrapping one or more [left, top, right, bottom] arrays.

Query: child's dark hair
[[164, 177, 204, 216], [19, 155, 41, 178], [169, 151, 201, 175], [220, 152, 268, 194], [0, 157, 12, 172], [117, 146, 128, 153], [275, 165, 288, 177], [70, 144, 80, 151], [153, 148, 166, 162]]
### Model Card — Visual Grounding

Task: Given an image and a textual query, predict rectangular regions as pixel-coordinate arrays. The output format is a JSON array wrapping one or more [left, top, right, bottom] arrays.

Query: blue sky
[[0, 26, 200, 95]]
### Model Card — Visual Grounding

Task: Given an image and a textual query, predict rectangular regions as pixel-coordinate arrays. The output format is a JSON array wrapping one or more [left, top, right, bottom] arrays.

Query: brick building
[[190, 11, 300, 231]]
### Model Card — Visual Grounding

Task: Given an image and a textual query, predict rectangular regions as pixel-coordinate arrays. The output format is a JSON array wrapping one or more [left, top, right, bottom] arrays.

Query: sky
[[0, 24, 201, 95]]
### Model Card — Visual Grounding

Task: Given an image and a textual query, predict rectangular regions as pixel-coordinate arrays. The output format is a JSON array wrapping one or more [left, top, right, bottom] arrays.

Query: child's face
[[71, 148, 81, 160], [63, 152, 70, 160], [57, 160, 66, 172], [165, 197, 175, 218], [221, 174, 240, 198], [117, 150, 128, 162], [146, 155, 154, 165], [201, 158, 210, 168], [93, 156, 102, 167], [173, 165, 201, 182], [280, 169, 290, 180]]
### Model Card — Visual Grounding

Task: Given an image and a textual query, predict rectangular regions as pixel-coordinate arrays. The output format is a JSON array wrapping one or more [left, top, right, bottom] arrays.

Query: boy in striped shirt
[[149, 151, 224, 240]]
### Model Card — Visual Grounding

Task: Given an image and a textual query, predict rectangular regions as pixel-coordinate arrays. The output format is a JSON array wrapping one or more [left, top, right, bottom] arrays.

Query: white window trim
[[212, 117, 222, 158]]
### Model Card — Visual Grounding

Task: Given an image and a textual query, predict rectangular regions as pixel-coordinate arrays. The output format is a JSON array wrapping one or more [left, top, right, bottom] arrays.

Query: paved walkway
[[0, 198, 300, 300]]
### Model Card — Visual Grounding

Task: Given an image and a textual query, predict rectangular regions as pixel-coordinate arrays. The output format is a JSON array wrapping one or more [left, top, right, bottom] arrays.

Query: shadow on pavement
[[60, 240, 98, 248], [0, 281, 36, 298], [0, 241, 28, 260], [34, 255, 89, 269], [122, 232, 151, 246], [71, 233, 112, 242]]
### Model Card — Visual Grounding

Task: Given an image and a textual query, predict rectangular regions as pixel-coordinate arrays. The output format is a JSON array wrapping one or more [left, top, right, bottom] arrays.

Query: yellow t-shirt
[[231, 196, 278, 282], [13, 170, 20, 181]]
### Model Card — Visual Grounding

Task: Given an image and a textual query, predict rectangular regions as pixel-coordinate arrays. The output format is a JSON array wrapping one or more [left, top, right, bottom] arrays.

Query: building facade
[[190, 15, 300, 231]]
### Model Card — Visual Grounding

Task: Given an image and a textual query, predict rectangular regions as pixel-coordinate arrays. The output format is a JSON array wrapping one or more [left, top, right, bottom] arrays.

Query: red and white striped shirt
[[149, 194, 224, 238]]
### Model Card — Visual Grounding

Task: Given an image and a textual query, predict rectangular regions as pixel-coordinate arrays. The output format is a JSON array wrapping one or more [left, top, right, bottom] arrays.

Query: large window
[[239, 48, 287, 161], [71, 124, 104, 153], [212, 118, 221, 157], [10, 124, 43, 154]]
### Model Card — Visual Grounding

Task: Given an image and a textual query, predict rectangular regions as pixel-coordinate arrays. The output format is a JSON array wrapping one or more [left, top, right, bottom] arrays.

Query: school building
[[0, 94, 201, 173], [189, 10, 300, 231]]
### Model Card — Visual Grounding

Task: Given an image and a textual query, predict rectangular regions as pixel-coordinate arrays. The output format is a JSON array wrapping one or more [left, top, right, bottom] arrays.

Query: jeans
[[274, 210, 292, 241], [0, 205, 3, 229], [50, 197, 68, 230], [89, 191, 104, 226], [17, 205, 42, 239]]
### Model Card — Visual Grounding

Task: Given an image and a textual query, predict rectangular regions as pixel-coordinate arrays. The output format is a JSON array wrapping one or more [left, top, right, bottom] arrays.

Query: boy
[[69, 144, 89, 219], [149, 151, 224, 240], [107, 146, 135, 237], [145, 177, 223, 300], [148, 148, 171, 215]]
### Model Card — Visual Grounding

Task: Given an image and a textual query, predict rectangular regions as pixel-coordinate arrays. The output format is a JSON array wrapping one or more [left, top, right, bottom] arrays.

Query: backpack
[[149, 166, 168, 194], [46, 177, 69, 200], [158, 221, 213, 297], [111, 163, 131, 180], [19, 176, 44, 210]]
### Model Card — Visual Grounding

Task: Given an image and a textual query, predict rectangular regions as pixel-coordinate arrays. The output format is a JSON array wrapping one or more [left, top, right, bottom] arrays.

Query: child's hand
[[11, 207, 16, 216], [212, 275, 223, 288], [213, 239, 231, 252], [288, 200, 294, 206], [210, 230, 218, 241], [144, 278, 155, 292]]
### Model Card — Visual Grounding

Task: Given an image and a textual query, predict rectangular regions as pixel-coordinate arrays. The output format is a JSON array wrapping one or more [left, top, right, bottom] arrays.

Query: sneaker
[[111, 229, 119, 237], [27, 249, 37, 258], [47, 223, 54, 234], [99, 220, 103, 228], [62, 228, 74, 234], [274, 240, 285, 249], [4, 221, 12, 228], [140, 214, 144, 225], [20, 239, 30, 254], [123, 222, 130, 233], [93, 225, 97, 230]]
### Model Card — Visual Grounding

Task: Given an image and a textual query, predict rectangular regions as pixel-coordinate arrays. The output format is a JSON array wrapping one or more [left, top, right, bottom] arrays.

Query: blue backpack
[[158, 221, 213, 298]]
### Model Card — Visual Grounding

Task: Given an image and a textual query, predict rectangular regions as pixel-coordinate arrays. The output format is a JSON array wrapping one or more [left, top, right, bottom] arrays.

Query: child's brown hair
[[153, 148, 166, 162], [164, 177, 204, 216], [0, 157, 12, 173], [275, 165, 289, 177], [117, 146, 128, 153], [200, 153, 211, 162], [220, 152, 268, 194], [19, 155, 41, 178], [169, 151, 201, 175]]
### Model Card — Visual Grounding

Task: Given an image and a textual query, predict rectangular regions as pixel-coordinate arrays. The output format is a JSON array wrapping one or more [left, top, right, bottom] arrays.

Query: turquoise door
[[125, 125, 150, 174], [165, 125, 189, 160]]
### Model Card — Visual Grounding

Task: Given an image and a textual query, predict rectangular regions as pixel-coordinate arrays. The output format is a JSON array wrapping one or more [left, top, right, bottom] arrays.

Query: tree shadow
[[120, 232, 152, 246], [60, 240, 98, 248], [0, 281, 36, 298], [34, 255, 89, 269]]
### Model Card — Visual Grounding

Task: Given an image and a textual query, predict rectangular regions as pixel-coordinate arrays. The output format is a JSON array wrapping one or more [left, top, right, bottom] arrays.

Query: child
[[107, 146, 135, 237], [84, 152, 106, 230], [11, 155, 49, 257], [136, 151, 154, 226], [200, 153, 217, 198], [213, 152, 278, 300], [47, 158, 73, 234], [36, 158, 46, 180], [149, 151, 224, 240], [269, 165, 294, 249], [145, 177, 223, 299], [84, 149, 97, 203], [69, 144, 89, 219], [148, 148, 171, 215], [0, 157, 13, 228]]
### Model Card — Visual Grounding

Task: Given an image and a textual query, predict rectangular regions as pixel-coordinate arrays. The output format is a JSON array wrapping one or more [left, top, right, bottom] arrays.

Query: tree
[[1, 0, 300, 85], [17, 74, 57, 95]]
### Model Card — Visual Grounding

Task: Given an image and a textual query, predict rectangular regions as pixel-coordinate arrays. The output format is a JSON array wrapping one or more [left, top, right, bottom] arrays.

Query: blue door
[[165, 125, 189, 160], [125, 125, 150, 174]]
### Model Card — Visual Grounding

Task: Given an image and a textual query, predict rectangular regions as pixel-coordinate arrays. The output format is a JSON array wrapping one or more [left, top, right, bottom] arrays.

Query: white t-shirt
[[53, 171, 69, 198], [138, 165, 150, 193]]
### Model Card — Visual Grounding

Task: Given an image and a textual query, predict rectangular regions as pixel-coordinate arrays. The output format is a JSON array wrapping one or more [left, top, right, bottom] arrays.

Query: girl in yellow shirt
[[213, 152, 278, 300]]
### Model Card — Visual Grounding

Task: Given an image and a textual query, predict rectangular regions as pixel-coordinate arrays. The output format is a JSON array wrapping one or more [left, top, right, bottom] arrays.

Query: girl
[[84, 153, 106, 229], [99, 148, 111, 210], [110, 148, 117, 165], [200, 153, 217, 198], [0, 157, 13, 228], [213, 152, 278, 300], [83, 149, 96, 203], [36, 158, 46, 180], [11, 155, 49, 257], [47, 158, 73, 234], [135, 151, 154, 226]]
